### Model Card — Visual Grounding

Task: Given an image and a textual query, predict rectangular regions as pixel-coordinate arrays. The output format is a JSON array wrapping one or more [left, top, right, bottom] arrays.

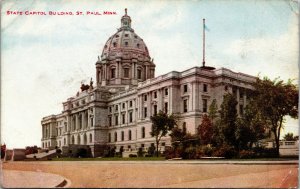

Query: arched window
[[85, 112, 88, 128], [123, 68, 129, 78], [72, 135, 75, 144], [84, 134, 87, 145], [182, 122, 187, 134], [111, 68, 116, 79], [124, 41, 128, 46], [108, 133, 111, 142], [128, 130, 132, 140], [90, 133, 93, 143], [121, 131, 124, 141], [114, 132, 118, 142], [79, 114, 82, 129], [77, 135, 81, 145], [137, 69, 142, 79], [141, 127, 145, 138]]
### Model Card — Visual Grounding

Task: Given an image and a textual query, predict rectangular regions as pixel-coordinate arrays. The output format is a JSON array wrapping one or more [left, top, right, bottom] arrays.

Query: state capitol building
[[41, 10, 256, 157]]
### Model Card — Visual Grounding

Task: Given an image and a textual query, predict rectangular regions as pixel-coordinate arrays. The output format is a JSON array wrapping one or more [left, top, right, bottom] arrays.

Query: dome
[[101, 9, 150, 60]]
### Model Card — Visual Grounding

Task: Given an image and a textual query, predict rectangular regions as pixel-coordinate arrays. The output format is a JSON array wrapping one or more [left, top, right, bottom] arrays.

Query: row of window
[[110, 67, 142, 79], [109, 100, 134, 113], [108, 127, 147, 142], [108, 111, 134, 126], [182, 83, 208, 93]]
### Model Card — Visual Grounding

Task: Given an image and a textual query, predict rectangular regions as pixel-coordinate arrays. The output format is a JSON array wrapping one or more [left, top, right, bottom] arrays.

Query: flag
[[204, 23, 210, 32]]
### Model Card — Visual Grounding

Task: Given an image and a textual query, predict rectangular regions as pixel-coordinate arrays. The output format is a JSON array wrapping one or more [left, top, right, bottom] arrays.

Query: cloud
[[223, 14, 299, 81]]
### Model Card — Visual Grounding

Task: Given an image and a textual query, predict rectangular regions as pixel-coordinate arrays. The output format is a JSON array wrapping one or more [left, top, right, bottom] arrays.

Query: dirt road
[[2, 161, 298, 188]]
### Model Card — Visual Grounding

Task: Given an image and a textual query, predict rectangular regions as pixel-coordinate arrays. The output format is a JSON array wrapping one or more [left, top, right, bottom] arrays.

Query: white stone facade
[[41, 10, 256, 157]]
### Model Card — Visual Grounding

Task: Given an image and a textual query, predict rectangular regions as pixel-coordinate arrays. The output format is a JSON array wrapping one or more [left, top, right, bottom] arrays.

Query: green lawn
[[51, 156, 166, 161], [50, 156, 297, 161]]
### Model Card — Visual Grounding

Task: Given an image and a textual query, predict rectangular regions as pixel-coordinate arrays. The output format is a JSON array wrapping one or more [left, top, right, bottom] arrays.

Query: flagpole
[[202, 18, 205, 67]]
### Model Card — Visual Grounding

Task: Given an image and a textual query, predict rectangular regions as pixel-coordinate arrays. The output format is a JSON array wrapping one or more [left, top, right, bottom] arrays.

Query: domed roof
[[101, 9, 150, 60]]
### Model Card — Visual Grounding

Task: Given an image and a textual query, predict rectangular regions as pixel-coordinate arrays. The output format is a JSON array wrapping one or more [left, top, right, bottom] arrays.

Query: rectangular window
[[154, 91, 157, 98], [115, 105, 118, 111], [122, 103, 125, 109], [183, 99, 188, 113], [183, 84, 188, 93], [144, 107, 147, 118], [137, 69, 142, 79], [239, 105, 244, 115], [164, 102, 168, 114], [108, 116, 112, 127], [203, 99, 207, 112], [124, 68, 129, 78], [165, 88, 168, 96], [153, 105, 157, 115], [115, 115, 119, 125], [240, 90, 244, 99], [129, 112, 133, 123], [109, 107, 112, 113], [90, 117, 94, 127], [129, 101, 133, 107], [144, 95, 147, 101], [122, 114, 125, 124], [203, 84, 207, 92], [111, 68, 116, 79]]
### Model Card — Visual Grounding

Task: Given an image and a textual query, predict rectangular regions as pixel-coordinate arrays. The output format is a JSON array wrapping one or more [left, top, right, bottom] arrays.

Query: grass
[[51, 156, 166, 161], [50, 156, 298, 161]]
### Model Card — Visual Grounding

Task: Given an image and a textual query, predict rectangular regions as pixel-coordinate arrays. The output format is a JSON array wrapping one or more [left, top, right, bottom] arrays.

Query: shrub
[[76, 148, 88, 158], [253, 147, 278, 158], [212, 144, 236, 158], [238, 150, 255, 159], [164, 147, 175, 159], [129, 154, 137, 158], [137, 147, 144, 157]]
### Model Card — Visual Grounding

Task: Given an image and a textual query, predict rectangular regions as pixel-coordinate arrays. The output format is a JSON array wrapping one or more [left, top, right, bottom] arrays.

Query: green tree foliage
[[198, 114, 213, 145], [218, 93, 238, 148], [235, 100, 267, 150], [283, 133, 298, 141], [253, 77, 298, 155], [150, 111, 177, 157], [209, 99, 218, 124]]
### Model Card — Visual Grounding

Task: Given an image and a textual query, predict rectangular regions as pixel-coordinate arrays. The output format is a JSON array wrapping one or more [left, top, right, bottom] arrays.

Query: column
[[169, 86, 173, 113], [75, 114, 79, 130], [147, 92, 151, 116], [158, 89, 163, 112], [236, 88, 240, 115], [192, 82, 200, 111]]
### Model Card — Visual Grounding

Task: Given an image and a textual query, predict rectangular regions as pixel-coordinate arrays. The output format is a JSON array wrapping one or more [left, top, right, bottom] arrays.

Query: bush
[[129, 154, 137, 158], [212, 144, 236, 158], [137, 147, 144, 157], [253, 147, 278, 158], [238, 150, 255, 159], [76, 148, 88, 158]]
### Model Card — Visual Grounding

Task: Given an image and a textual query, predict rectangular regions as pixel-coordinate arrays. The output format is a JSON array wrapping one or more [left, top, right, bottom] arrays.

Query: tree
[[208, 99, 218, 124], [198, 114, 213, 145], [253, 77, 298, 156], [218, 93, 238, 148], [235, 100, 267, 150], [283, 133, 297, 141], [150, 111, 177, 157]]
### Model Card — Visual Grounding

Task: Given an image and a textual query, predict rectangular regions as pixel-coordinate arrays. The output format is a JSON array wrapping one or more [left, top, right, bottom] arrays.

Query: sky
[[1, 0, 299, 148]]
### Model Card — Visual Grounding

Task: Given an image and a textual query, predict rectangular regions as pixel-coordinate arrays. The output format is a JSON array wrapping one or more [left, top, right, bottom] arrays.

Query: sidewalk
[[1, 170, 69, 188]]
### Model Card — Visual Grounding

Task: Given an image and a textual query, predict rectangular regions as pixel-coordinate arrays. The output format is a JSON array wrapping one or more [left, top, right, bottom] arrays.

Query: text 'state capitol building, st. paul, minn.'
[[41, 10, 256, 157]]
